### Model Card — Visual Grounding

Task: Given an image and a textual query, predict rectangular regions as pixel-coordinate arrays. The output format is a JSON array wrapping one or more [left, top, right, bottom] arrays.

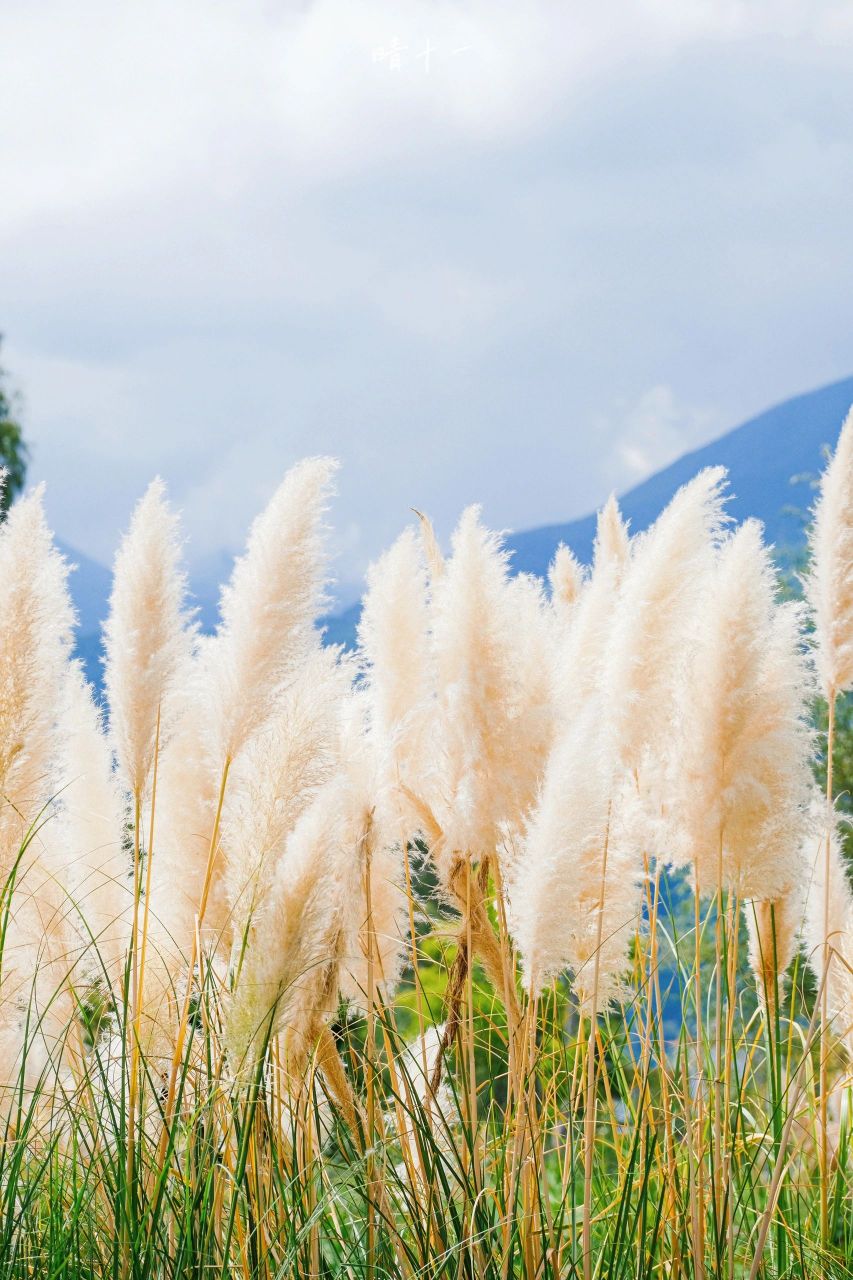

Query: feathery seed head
[[208, 456, 338, 764], [104, 477, 194, 797], [548, 544, 584, 616], [807, 407, 853, 697], [673, 519, 813, 898]]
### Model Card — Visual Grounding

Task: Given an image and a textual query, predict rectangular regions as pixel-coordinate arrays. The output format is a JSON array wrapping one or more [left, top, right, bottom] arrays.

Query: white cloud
[[2, 0, 851, 234], [607, 386, 722, 484], [1, 1, 853, 579]]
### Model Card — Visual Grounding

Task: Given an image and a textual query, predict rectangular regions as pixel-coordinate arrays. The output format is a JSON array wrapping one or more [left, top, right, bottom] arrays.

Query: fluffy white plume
[[337, 693, 409, 1007], [222, 646, 351, 939], [604, 468, 726, 780], [0, 489, 78, 1108], [205, 456, 338, 764], [802, 801, 853, 1053], [148, 458, 338, 974], [596, 494, 631, 568], [501, 571, 557, 825], [745, 888, 805, 1015], [103, 477, 194, 799], [552, 497, 631, 725], [672, 521, 813, 898], [413, 509, 445, 582], [807, 407, 853, 697], [226, 777, 361, 1070], [510, 704, 641, 1009], [56, 664, 128, 986], [0, 488, 75, 870], [357, 525, 433, 815], [427, 507, 553, 875], [548, 544, 584, 618]]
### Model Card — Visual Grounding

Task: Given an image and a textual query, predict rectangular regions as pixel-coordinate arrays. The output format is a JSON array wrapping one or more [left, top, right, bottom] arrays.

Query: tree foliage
[[0, 336, 29, 513]]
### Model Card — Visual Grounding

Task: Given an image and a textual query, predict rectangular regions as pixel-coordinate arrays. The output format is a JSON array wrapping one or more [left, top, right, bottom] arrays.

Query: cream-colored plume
[[413, 508, 445, 582], [427, 507, 553, 879], [357, 525, 433, 827], [604, 468, 726, 782], [596, 494, 631, 567], [510, 703, 641, 1010], [0, 488, 78, 1110], [0, 488, 75, 871], [103, 477, 194, 800], [551, 495, 631, 730], [225, 777, 360, 1072], [807, 407, 853, 698], [148, 458, 338, 975], [745, 887, 805, 1016], [336, 692, 409, 1007], [672, 520, 813, 899], [548, 544, 584, 618], [802, 800, 853, 1054], [56, 663, 128, 986], [205, 456, 338, 765], [222, 646, 351, 944]]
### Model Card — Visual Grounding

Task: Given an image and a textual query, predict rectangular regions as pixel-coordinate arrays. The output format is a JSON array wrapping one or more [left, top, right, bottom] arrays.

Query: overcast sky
[[2, 0, 853, 601]]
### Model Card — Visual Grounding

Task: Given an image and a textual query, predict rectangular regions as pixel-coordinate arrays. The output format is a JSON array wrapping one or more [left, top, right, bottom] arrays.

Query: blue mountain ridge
[[66, 374, 853, 678], [322, 374, 853, 648]]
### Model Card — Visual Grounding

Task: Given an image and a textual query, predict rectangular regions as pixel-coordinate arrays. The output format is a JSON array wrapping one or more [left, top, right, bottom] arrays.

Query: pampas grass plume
[[206, 456, 338, 764], [808, 407, 853, 698], [226, 778, 357, 1070], [357, 525, 432, 796], [548, 543, 583, 615], [803, 800, 853, 1051], [222, 645, 351, 934], [604, 467, 726, 779], [103, 478, 193, 798], [58, 663, 128, 983], [511, 704, 640, 1008], [148, 457, 337, 970], [0, 487, 74, 866], [673, 520, 813, 898]]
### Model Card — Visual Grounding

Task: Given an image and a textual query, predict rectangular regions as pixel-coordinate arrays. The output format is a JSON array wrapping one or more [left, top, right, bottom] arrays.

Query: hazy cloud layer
[[2, 0, 852, 599]]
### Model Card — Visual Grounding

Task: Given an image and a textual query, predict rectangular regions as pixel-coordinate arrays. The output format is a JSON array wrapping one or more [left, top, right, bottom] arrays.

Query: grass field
[[0, 418, 851, 1278]]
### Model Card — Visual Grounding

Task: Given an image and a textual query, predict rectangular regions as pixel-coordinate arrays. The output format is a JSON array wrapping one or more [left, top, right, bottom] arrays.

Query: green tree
[[0, 336, 29, 513]]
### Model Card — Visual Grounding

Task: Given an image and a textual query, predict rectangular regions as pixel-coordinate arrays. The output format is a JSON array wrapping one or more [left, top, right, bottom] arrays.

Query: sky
[[2, 0, 853, 604]]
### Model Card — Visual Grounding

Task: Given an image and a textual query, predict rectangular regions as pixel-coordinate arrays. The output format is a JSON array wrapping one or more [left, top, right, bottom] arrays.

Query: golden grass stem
[[582, 809, 610, 1280], [820, 687, 836, 1252]]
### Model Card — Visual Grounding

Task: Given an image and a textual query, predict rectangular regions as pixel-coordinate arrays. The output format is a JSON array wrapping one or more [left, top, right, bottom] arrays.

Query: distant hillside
[[509, 374, 853, 578], [322, 374, 853, 649], [65, 375, 853, 674]]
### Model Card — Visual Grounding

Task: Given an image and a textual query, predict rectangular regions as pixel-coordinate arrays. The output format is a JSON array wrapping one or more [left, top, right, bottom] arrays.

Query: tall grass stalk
[[821, 687, 837, 1250]]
